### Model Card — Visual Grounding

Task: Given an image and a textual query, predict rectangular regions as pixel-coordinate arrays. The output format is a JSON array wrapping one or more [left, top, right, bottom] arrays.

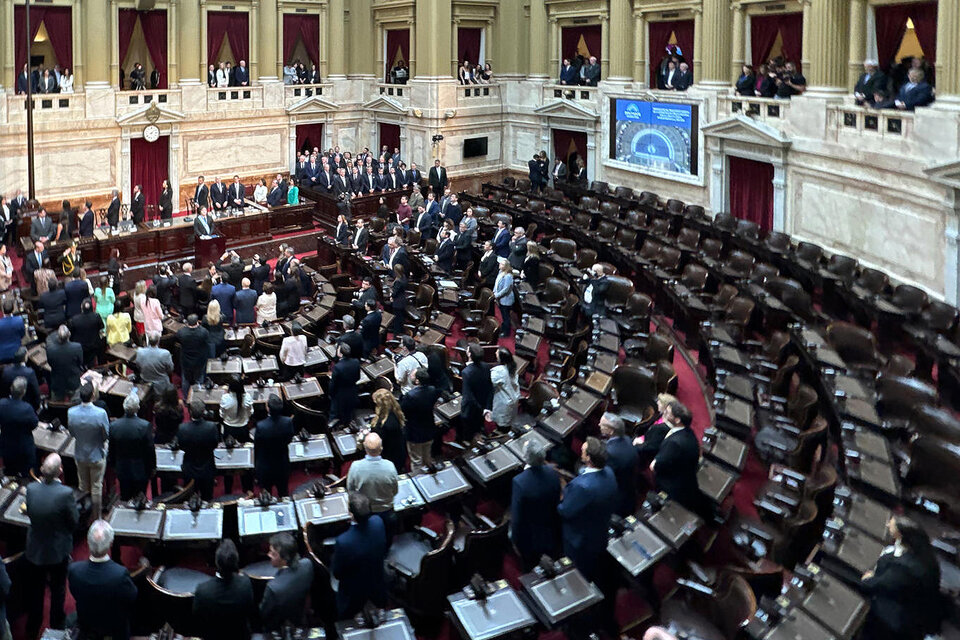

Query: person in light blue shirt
[[67, 383, 110, 518], [493, 258, 515, 337]]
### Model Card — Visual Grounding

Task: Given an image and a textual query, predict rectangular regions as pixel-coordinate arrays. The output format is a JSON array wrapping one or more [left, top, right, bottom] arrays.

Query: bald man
[[346, 433, 399, 542], [24, 453, 79, 638]]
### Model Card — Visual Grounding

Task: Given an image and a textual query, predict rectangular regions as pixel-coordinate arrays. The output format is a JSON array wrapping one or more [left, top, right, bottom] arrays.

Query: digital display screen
[[609, 98, 699, 177]]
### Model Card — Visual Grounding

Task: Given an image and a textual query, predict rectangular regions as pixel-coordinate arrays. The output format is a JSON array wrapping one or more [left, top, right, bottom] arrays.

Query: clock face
[[143, 125, 161, 142]]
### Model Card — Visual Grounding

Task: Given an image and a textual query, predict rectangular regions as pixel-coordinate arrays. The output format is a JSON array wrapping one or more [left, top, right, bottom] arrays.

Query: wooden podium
[[195, 235, 225, 266]]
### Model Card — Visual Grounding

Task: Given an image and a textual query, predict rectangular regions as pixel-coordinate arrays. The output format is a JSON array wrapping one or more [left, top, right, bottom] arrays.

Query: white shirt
[[216, 69, 229, 87], [396, 352, 428, 395], [354, 227, 364, 247], [253, 185, 267, 203], [666, 69, 676, 87], [256, 292, 277, 323], [280, 334, 308, 367]]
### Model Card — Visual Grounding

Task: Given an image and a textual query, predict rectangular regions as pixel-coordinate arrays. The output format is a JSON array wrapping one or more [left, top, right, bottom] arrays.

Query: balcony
[[456, 83, 500, 107], [116, 89, 182, 116], [542, 84, 599, 104], [5, 92, 85, 124], [719, 95, 790, 123], [205, 86, 263, 110], [377, 83, 409, 99], [832, 104, 914, 139], [284, 83, 334, 108]]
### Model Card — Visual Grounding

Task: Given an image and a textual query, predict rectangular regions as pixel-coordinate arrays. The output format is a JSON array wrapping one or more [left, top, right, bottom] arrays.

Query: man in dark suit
[[78, 200, 95, 237], [180, 544, 256, 640], [415, 204, 434, 240], [330, 343, 361, 426], [460, 344, 492, 442], [600, 413, 639, 517], [854, 59, 888, 106], [68, 520, 138, 640], [374, 167, 388, 192], [444, 193, 463, 227], [253, 394, 296, 496], [479, 241, 499, 288], [333, 168, 350, 198], [386, 167, 402, 190], [528, 155, 545, 192], [261, 533, 315, 631], [400, 368, 441, 468], [70, 300, 104, 368], [24, 453, 79, 639], [894, 68, 935, 110], [249, 256, 270, 294], [558, 436, 617, 580], [508, 227, 527, 271], [0, 376, 39, 477], [130, 184, 145, 224], [108, 392, 156, 500], [177, 398, 219, 500], [234, 278, 258, 324], [652, 402, 707, 517], [362, 167, 378, 194], [193, 540, 255, 640], [177, 313, 209, 392], [103, 190, 121, 228], [454, 221, 473, 270], [493, 220, 511, 258], [435, 231, 455, 273], [428, 159, 448, 195], [359, 300, 382, 358], [177, 263, 200, 316], [194, 175, 210, 211], [352, 276, 380, 312], [317, 162, 334, 192], [581, 264, 610, 317], [1, 345, 40, 409], [331, 492, 388, 617], [23, 241, 47, 293], [673, 62, 693, 90], [210, 176, 228, 212], [193, 206, 216, 237], [233, 59, 250, 86], [511, 441, 561, 569], [46, 325, 83, 401], [407, 162, 422, 186], [17, 63, 31, 94], [0, 299, 24, 365], [64, 273, 89, 320], [211, 275, 236, 324], [352, 218, 370, 254], [559, 58, 578, 85], [337, 315, 365, 364], [39, 279, 68, 329], [266, 179, 284, 207], [228, 175, 246, 211], [216, 251, 245, 289]]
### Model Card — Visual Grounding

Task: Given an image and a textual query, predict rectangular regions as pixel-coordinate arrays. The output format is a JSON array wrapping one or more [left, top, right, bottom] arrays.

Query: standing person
[[253, 394, 295, 497], [46, 326, 84, 401], [0, 348, 41, 410], [130, 332, 174, 394], [256, 282, 278, 324], [142, 285, 163, 337], [109, 392, 155, 500], [600, 412, 639, 517], [193, 540, 255, 640], [219, 374, 253, 443], [346, 432, 398, 542], [68, 521, 138, 640], [279, 321, 308, 380], [24, 454, 78, 640], [389, 263, 408, 337], [369, 389, 407, 472], [106, 302, 133, 347], [177, 398, 219, 500], [428, 159, 448, 195], [651, 402, 707, 517], [159, 179, 174, 220], [0, 377, 39, 478], [400, 369, 440, 469], [510, 441, 561, 569], [260, 533, 314, 632], [153, 386, 183, 446], [176, 314, 210, 392], [68, 383, 111, 518], [459, 344, 492, 442], [0, 299, 24, 364], [94, 276, 115, 327], [493, 258, 515, 337], [234, 278, 258, 324], [558, 437, 617, 580], [331, 492, 389, 618], [487, 347, 520, 433], [330, 343, 361, 427]]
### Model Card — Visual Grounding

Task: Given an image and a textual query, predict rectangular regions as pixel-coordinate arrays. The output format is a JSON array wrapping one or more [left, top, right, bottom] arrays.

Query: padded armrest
[[415, 526, 441, 543]]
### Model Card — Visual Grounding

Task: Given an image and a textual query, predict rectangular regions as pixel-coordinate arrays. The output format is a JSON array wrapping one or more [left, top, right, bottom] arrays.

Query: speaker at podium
[[195, 235, 225, 266]]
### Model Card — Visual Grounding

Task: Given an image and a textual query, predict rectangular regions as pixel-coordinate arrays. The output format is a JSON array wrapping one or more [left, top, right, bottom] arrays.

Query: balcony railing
[[6, 92, 85, 123], [377, 83, 408, 98], [206, 86, 263, 110], [284, 83, 334, 108], [457, 83, 500, 106], [833, 105, 913, 138], [116, 89, 182, 115], [542, 84, 599, 103], [719, 95, 790, 122]]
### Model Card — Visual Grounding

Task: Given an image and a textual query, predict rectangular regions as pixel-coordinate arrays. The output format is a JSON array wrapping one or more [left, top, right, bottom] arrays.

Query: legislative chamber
[[0, 0, 959, 639]]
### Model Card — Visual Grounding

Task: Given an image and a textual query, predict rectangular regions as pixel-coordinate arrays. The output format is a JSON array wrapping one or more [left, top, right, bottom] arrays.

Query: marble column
[[258, 0, 279, 81], [0, 0, 8, 89], [698, 0, 731, 86], [84, 0, 112, 87], [633, 12, 648, 85], [328, 0, 345, 78], [548, 18, 559, 77], [414, 0, 452, 78], [772, 163, 786, 231], [496, 0, 523, 77], [806, 0, 848, 94], [731, 5, 745, 84], [607, 0, 632, 81], [600, 14, 610, 80], [178, 0, 202, 83], [528, 0, 549, 79], [800, 0, 812, 79], [847, 0, 866, 90], [935, 0, 960, 100], [408, 19, 418, 79], [692, 9, 703, 82], [451, 18, 461, 77], [349, 0, 374, 77], [167, 1, 179, 86]]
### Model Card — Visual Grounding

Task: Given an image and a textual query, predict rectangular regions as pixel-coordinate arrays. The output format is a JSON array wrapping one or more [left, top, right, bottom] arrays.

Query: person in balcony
[[296, 61, 308, 85], [660, 60, 678, 90], [60, 68, 75, 94], [560, 58, 578, 85], [674, 62, 693, 91], [39, 69, 58, 94], [129, 63, 146, 90], [479, 62, 493, 83], [150, 67, 160, 89], [216, 62, 230, 88], [308, 63, 321, 84], [283, 63, 298, 85], [233, 59, 249, 87], [757, 64, 777, 97], [734, 64, 755, 96], [854, 59, 887, 106], [207, 64, 217, 88], [581, 56, 600, 86], [892, 68, 934, 111], [775, 61, 806, 98], [458, 61, 473, 85]]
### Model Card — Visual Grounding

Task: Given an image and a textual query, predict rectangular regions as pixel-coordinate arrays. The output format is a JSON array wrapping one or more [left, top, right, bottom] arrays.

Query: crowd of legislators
[[15, 63, 75, 95]]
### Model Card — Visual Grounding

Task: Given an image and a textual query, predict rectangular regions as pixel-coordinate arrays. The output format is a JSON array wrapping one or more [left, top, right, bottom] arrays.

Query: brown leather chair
[[751, 263, 779, 284], [706, 284, 739, 315], [676, 227, 701, 252], [590, 181, 609, 195], [453, 514, 509, 583], [658, 573, 757, 640], [525, 379, 561, 415], [826, 321, 883, 372], [594, 220, 617, 242], [458, 287, 493, 326], [763, 231, 791, 255], [793, 241, 823, 268], [516, 178, 531, 191], [615, 227, 638, 251], [638, 191, 659, 207], [699, 237, 723, 263], [854, 268, 889, 296], [911, 404, 960, 445], [572, 211, 592, 228], [735, 219, 760, 242], [604, 275, 635, 312], [614, 186, 634, 199], [903, 436, 960, 525], [501, 176, 516, 188], [549, 205, 572, 221], [580, 196, 599, 212], [649, 217, 672, 238], [789, 415, 829, 473], [653, 246, 683, 279], [387, 518, 456, 617], [637, 239, 662, 266], [407, 282, 436, 325], [890, 284, 928, 314], [527, 199, 546, 213], [510, 193, 528, 207], [623, 209, 645, 229], [714, 297, 755, 342], [655, 361, 679, 395], [679, 264, 709, 293], [599, 201, 619, 218], [665, 199, 685, 215], [714, 212, 738, 233], [548, 237, 577, 264], [876, 375, 938, 423], [824, 254, 858, 283], [683, 204, 706, 220], [575, 248, 598, 270], [611, 365, 657, 427], [618, 292, 653, 334], [722, 250, 756, 281]]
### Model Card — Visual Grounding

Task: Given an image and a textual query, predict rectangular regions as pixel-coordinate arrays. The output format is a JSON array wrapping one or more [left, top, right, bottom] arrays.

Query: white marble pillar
[[121, 136, 132, 203], [942, 191, 960, 304], [169, 127, 181, 204], [709, 145, 724, 214], [586, 131, 596, 182], [772, 162, 786, 231], [289, 126, 298, 170]]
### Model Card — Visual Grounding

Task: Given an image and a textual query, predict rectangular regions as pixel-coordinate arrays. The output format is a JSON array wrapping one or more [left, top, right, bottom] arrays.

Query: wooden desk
[[302, 186, 412, 228]]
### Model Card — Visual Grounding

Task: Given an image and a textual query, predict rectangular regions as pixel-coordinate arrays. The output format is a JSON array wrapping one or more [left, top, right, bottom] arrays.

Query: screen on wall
[[609, 98, 698, 177], [463, 137, 489, 158]]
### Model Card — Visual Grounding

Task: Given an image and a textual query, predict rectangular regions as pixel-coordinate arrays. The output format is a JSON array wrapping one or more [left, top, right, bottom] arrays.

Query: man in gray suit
[[509, 226, 528, 271], [260, 532, 314, 631], [551, 157, 567, 187], [30, 208, 56, 243], [130, 332, 174, 393], [24, 453, 79, 639]]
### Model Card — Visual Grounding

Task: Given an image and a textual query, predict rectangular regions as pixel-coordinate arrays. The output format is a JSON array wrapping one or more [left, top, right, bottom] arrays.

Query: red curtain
[[385, 29, 410, 80], [118, 10, 167, 88], [207, 11, 249, 65], [728, 156, 774, 233], [296, 123, 324, 155], [457, 27, 482, 65], [552, 129, 587, 171], [283, 14, 320, 67], [751, 13, 802, 67], [379, 123, 401, 153], [875, 2, 937, 70], [14, 6, 73, 72], [648, 20, 694, 85], [131, 135, 169, 215], [561, 25, 602, 61]]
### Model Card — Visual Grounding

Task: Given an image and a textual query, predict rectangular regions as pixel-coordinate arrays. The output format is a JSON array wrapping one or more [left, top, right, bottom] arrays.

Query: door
[[728, 156, 774, 232]]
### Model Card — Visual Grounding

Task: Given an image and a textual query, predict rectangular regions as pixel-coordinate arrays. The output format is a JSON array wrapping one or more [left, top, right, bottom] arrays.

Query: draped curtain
[[296, 123, 324, 155], [647, 20, 694, 86], [751, 13, 803, 67], [875, 2, 937, 70], [283, 14, 320, 67], [207, 11, 249, 65], [728, 156, 774, 232], [561, 25, 602, 62], [457, 27, 482, 65], [14, 6, 73, 73], [552, 129, 587, 171], [119, 10, 168, 88], [131, 135, 169, 214], [385, 29, 410, 81]]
